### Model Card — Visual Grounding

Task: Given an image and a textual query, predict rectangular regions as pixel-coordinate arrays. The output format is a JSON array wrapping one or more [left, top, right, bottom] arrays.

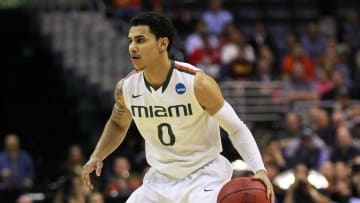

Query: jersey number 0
[[157, 123, 175, 146]]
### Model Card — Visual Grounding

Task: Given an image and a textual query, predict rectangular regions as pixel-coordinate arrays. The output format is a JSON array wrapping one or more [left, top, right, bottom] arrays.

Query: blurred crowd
[[1, 0, 360, 202]]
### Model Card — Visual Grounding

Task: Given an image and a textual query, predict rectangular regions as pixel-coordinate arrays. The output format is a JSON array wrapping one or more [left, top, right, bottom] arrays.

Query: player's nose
[[129, 42, 138, 53]]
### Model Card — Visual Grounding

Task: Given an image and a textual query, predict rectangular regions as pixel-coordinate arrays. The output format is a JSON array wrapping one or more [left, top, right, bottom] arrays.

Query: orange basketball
[[217, 177, 270, 203]]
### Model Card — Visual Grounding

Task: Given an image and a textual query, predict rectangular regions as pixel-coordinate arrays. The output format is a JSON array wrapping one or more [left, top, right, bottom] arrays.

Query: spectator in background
[[334, 161, 351, 182], [88, 191, 105, 203], [322, 68, 350, 100], [318, 16, 337, 39], [151, 1, 163, 14], [185, 19, 219, 57], [202, 0, 233, 36], [284, 128, 327, 170], [221, 29, 255, 80], [349, 105, 360, 141], [105, 156, 141, 201], [331, 179, 352, 203], [172, 6, 196, 40], [351, 155, 360, 198], [331, 110, 347, 131], [276, 112, 303, 149], [53, 175, 89, 203], [316, 37, 348, 66], [353, 50, 360, 98], [0, 133, 34, 203], [263, 138, 287, 171], [16, 193, 33, 203], [317, 43, 352, 88], [187, 33, 221, 80], [279, 31, 299, 59], [249, 21, 277, 59], [283, 163, 331, 203], [332, 86, 353, 118], [60, 144, 85, 177], [252, 58, 275, 82], [282, 43, 314, 81], [219, 22, 238, 45], [221, 28, 255, 64], [319, 160, 336, 195], [330, 126, 360, 163], [342, 8, 360, 50], [308, 107, 335, 148], [258, 44, 275, 65], [292, 128, 329, 170], [300, 21, 327, 64], [314, 66, 334, 97], [67, 175, 88, 203], [253, 44, 277, 81], [113, 0, 142, 22], [284, 61, 319, 103]]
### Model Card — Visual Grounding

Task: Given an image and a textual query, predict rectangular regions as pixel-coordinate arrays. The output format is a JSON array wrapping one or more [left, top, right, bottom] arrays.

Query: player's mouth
[[131, 55, 141, 63]]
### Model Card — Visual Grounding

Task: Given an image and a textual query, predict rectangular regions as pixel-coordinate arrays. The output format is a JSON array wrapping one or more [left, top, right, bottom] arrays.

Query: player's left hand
[[253, 169, 275, 203]]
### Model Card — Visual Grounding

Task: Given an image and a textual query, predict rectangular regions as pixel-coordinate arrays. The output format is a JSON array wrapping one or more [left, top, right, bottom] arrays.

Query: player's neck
[[143, 57, 171, 90]]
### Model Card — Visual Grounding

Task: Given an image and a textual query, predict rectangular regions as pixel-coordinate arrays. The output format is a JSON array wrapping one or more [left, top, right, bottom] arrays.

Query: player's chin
[[132, 64, 144, 71]]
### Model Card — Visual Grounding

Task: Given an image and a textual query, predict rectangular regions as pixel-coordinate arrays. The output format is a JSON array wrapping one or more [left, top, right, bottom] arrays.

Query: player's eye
[[136, 38, 145, 43]]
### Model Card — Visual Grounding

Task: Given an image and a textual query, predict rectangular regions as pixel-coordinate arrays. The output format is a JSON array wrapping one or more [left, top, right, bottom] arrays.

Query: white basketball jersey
[[122, 60, 222, 179]]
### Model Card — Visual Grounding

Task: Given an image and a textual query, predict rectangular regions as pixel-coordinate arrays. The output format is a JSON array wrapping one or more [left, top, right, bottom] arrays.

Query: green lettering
[[154, 106, 167, 117]]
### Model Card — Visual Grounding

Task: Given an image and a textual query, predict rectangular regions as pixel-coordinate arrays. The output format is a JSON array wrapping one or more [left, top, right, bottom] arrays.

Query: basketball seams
[[219, 188, 267, 203]]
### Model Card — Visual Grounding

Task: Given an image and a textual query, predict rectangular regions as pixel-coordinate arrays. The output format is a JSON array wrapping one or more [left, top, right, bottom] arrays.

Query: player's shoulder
[[194, 70, 219, 93], [123, 70, 142, 81], [174, 61, 202, 75], [114, 70, 141, 97]]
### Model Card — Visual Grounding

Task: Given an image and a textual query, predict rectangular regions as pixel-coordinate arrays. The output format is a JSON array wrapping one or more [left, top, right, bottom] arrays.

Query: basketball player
[[82, 12, 274, 203]]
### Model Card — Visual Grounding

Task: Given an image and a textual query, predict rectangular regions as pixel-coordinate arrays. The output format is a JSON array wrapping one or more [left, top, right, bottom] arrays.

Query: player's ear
[[158, 37, 169, 52]]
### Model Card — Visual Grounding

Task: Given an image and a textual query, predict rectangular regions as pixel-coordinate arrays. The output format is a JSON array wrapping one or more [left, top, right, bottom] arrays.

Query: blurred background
[[0, 0, 360, 202]]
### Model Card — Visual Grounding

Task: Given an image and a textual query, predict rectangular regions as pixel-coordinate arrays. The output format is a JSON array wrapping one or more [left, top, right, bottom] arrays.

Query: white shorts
[[126, 155, 233, 203]]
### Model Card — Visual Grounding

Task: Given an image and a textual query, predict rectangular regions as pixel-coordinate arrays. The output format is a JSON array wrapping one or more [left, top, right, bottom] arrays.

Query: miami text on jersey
[[131, 103, 193, 118]]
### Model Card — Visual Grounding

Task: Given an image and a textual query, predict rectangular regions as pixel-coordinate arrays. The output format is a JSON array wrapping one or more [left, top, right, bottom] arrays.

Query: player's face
[[128, 25, 160, 71]]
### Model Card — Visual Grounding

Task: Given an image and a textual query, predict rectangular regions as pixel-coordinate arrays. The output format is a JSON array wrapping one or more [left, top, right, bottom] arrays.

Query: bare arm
[[90, 79, 132, 160], [194, 72, 224, 115], [82, 79, 132, 189]]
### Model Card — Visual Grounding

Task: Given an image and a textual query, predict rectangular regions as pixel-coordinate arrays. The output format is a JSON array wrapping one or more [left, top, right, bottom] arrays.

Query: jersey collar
[[143, 60, 175, 93]]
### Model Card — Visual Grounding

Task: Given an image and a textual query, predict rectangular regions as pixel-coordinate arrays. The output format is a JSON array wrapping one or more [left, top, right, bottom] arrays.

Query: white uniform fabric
[[122, 60, 233, 203], [122, 60, 223, 179], [126, 155, 232, 203]]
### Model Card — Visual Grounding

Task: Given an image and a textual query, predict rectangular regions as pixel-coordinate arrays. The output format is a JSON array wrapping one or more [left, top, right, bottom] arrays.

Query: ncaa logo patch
[[175, 83, 186, 94]]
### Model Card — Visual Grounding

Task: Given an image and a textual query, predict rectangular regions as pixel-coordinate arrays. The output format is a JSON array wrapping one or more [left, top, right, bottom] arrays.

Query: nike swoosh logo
[[132, 94, 142, 98], [203, 189, 214, 192]]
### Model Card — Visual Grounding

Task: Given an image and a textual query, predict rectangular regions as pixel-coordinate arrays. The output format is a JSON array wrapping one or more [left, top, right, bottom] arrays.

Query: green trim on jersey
[[143, 72, 152, 92], [161, 60, 175, 93], [143, 60, 175, 93], [174, 66, 197, 75]]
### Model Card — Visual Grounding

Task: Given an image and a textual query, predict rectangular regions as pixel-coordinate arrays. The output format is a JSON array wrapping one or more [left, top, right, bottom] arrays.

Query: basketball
[[217, 177, 270, 203]]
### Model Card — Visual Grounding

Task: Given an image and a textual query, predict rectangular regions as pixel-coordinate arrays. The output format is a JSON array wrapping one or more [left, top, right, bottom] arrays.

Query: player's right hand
[[81, 158, 103, 190]]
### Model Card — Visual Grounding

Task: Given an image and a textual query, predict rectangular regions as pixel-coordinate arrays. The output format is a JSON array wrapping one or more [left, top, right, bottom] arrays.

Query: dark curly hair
[[130, 12, 176, 52]]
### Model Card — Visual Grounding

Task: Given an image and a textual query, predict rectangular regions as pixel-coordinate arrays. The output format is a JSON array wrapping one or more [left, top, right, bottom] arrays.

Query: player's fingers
[[252, 175, 273, 201], [82, 165, 94, 190], [265, 181, 274, 203], [83, 174, 94, 190], [267, 184, 274, 203], [96, 161, 103, 176], [263, 179, 273, 200]]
